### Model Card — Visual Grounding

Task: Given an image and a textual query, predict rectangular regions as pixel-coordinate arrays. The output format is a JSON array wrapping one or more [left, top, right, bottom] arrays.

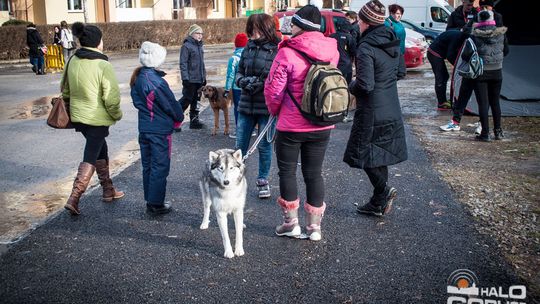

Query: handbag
[[47, 58, 74, 129]]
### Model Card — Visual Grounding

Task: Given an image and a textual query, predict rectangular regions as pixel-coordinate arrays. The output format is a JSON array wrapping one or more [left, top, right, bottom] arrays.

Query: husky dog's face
[[208, 149, 245, 187]]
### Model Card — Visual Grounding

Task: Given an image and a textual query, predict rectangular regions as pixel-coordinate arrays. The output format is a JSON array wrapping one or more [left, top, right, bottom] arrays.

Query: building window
[[212, 0, 217, 11], [0, 0, 9, 11], [117, 0, 134, 8], [67, 0, 83, 11], [173, 0, 191, 9]]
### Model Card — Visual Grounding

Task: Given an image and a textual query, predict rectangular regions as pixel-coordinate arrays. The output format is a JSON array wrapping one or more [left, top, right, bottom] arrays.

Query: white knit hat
[[139, 41, 167, 68]]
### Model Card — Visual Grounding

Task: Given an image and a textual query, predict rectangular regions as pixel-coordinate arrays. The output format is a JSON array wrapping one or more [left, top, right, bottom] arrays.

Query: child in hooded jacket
[[131, 41, 184, 214], [224, 33, 248, 138]]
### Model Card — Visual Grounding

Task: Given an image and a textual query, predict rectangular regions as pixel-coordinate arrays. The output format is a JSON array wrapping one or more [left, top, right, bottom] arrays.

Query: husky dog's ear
[[232, 149, 243, 162], [209, 151, 219, 161]]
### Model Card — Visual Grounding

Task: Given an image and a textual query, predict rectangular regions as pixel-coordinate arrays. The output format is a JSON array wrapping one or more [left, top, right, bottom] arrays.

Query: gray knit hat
[[139, 41, 167, 68]]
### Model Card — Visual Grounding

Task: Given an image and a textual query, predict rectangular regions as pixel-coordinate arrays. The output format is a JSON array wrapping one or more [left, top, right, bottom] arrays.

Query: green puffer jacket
[[62, 48, 122, 126]]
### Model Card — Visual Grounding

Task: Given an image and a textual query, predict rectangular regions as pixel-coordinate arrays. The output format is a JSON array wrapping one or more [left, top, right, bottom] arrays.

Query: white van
[[349, 0, 454, 31]]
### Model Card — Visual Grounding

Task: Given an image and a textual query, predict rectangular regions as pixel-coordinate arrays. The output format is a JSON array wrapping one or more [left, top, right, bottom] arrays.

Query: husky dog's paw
[[234, 247, 244, 257], [200, 221, 209, 230], [224, 249, 235, 259]]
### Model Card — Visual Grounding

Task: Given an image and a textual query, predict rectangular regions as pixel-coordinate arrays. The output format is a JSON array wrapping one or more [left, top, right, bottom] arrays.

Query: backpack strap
[[286, 46, 330, 65]]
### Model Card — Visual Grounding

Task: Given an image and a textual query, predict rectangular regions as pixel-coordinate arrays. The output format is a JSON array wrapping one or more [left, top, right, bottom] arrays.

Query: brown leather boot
[[95, 159, 125, 202], [64, 162, 95, 215]]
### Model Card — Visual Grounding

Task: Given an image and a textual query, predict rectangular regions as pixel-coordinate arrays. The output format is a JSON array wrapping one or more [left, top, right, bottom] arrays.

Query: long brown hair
[[245, 14, 280, 45], [130, 66, 143, 87]]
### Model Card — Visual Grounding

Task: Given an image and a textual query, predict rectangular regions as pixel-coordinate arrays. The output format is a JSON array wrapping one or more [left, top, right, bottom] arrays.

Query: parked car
[[404, 28, 428, 68], [274, 9, 427, 69], [401, 19, 443, 44], [274, 9, 348, 38], [350, 0, 454, 31]]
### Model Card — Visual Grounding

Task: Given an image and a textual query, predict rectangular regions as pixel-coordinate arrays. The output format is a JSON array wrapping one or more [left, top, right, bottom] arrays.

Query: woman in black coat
[[26, 23, 45, 75], [234, 13, 279, 199], [343, 0, 407, 216]]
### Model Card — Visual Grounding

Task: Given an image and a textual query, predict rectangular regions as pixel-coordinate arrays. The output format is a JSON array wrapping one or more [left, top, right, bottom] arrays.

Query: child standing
[[224, 33, 248, 139], [179, 24, 206, 129], [131, 41, 184, 214]]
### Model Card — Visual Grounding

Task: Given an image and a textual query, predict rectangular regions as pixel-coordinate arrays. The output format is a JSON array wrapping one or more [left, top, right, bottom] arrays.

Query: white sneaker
[[440, 121, 461, 132], [475, 121, 482, 135]]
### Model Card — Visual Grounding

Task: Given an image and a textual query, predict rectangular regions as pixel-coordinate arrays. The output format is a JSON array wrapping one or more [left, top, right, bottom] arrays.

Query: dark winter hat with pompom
[[72, 22, 102, 48]]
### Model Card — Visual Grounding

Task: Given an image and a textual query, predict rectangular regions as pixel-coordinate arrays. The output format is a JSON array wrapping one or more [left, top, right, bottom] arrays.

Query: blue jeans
[[232, 89, 241, 127], [235, 113, 273, 180], [30, 56, 44, 71]]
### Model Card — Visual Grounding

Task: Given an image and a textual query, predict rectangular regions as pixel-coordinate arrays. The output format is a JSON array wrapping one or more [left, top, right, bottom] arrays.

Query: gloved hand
[[238, 77, 250, 88], [202, 79, 207, 86], [223, 90, 230, 98]]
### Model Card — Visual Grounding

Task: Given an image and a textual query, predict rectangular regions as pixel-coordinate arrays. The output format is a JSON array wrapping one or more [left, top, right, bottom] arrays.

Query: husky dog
[[199, 149, 247, 258]]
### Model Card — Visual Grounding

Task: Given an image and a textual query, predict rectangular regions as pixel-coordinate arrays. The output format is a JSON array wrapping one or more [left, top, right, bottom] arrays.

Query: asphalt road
[[0, 45, 231, 243], [0, 105, 530, 302]]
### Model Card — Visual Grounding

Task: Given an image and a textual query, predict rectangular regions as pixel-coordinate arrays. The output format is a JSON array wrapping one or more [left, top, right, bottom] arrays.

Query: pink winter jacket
[[264, 31, 339, 132]]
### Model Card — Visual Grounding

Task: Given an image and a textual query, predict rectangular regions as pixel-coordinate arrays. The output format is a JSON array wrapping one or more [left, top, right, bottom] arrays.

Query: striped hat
[[291, 5, 321, 32], [359, 0, 386, 25]]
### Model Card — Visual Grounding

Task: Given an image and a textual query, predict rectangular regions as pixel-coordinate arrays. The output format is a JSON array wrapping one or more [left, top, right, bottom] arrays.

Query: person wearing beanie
[[26, 23, 45, 75], [344, 0, 407, 217], [179, 24, 206, 130], [476, 0, 504, 27], [235, 14, 279, 200], [63, 22, 124, 216], [130, 41, 184, 214], [264, 4, 339, 241], [467, 9, 509, 141], [224, 33, 248, 138]]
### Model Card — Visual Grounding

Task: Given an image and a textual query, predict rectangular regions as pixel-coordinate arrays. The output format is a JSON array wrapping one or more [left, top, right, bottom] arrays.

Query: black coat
[[330, 19, 356, 75], [344, 25, 407, 169], [235, 39, 277, 115], [179, 36, 206, 83], [26, 27, 44, 58], [428, 29, 468, 65], [447, 5, 477, 30]]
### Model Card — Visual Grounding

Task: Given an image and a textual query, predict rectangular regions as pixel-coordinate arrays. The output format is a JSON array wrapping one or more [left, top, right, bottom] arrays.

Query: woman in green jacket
[[63, 22, 124, 216]]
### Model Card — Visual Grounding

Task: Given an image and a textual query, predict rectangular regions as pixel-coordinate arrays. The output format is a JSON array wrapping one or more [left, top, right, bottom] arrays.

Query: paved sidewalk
[[0, 108, 527, 303]]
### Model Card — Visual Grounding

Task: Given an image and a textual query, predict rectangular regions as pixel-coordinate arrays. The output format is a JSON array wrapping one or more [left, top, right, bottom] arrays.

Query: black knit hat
[[72, 22, 102, 48], [291, 5, 321, 32]]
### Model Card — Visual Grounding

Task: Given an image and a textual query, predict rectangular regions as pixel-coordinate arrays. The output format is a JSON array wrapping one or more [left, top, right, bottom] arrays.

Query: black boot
[[146, 202, 172, 214], [357, 187, 397, 216], [494, 129, 504, 140], [189, 112, 206, 129]]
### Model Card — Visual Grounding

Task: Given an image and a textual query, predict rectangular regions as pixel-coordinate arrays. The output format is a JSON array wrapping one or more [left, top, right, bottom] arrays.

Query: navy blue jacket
[[428, 29, 468, 65], [131, 67, 184, 134]]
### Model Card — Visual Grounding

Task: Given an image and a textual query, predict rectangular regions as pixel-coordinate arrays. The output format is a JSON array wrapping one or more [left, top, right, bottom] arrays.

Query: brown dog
[[200, 85, 232, 136]]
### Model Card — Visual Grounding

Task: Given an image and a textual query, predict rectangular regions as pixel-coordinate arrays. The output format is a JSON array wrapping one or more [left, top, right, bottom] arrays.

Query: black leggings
[[275, 130, 331, 207], [75, 124, 109, 165], [364, 166, 388, 196], [474, 69, 503, 135]]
